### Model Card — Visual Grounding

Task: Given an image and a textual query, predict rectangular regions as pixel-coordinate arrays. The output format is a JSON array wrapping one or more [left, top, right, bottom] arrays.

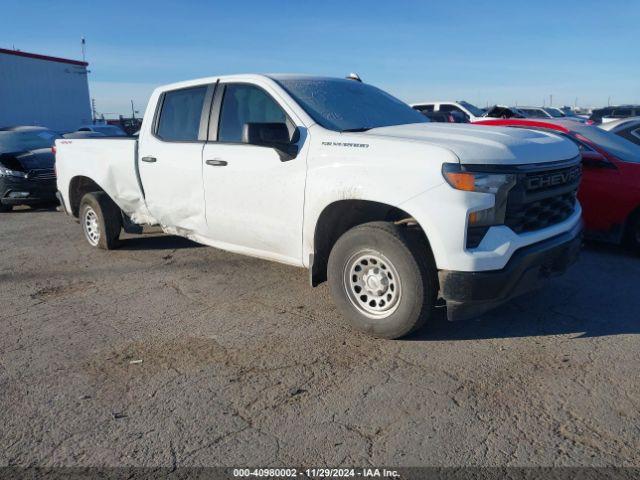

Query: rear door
[[200, 82, 307, 265], [138, 84, 214, 232]]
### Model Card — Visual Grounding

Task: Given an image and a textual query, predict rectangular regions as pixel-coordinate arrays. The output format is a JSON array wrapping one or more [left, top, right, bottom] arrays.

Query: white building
[[0, 48, 92, 132]]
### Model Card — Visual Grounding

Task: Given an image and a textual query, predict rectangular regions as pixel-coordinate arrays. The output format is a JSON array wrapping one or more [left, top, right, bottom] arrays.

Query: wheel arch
[[309, 199, 435, 286], [68, 176, 106, 217]]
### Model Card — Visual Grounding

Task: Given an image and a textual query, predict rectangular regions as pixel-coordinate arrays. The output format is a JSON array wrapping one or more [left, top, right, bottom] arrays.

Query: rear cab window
[[155, 86, 208, 141]]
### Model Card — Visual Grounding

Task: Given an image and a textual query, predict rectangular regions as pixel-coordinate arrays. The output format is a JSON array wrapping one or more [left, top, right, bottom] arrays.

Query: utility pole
[[550, 94, 553, 107], [608, 96, 611, 106], [131, 100, 136, 120], [91, 98, 97, 123]]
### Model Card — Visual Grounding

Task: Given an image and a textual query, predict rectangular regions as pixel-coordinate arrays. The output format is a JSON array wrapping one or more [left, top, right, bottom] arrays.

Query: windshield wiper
[[341, 127, 371, 132]]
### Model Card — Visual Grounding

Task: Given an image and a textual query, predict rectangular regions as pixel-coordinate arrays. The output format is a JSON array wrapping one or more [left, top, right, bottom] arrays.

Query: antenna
[[81, 37, 86, 62]]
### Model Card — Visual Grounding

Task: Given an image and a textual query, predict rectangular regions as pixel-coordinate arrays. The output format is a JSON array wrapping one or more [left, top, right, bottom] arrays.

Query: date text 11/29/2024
[[232, 468, 400, 478]]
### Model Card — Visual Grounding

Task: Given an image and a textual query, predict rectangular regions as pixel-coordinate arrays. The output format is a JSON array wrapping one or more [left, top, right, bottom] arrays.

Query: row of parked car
[[412, 100, 640, 126], [2, 93, 640, 252]]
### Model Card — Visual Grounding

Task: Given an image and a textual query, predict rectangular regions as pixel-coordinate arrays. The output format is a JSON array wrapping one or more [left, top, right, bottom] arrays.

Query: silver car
[[598, 117, 640, 146]]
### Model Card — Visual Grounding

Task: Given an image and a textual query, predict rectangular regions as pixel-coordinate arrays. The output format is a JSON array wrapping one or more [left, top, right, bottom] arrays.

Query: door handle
[[141, 156, 157, 163], [205, 159, 228, 167]]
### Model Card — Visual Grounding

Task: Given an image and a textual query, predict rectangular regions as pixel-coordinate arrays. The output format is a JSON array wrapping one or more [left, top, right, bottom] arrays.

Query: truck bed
[[55, 137, 156, 224]]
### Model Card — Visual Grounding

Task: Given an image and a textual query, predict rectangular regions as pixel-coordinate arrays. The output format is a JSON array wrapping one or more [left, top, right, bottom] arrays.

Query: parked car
[[0, 126, 59, 212], [410, 101, 486, 122], [483, 105, 526, 119], [549, 107, 587, 123], [542, 107, 565, 118], [475, 118, 640, 249], [598, 117, 640, 146], [63, 131, 106, 139], [588, 105, 640, 125], [517, 107, 553, 119], [418, 110, 469, 123], [56, 74, 582, 338], [75, 124, 128, 137]]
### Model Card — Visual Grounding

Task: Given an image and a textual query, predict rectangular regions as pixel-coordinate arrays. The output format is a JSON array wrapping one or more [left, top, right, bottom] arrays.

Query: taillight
[[51, 146, 57, 155]]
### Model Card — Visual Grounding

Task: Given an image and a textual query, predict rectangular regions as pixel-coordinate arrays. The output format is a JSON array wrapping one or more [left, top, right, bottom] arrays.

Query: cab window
[[217, 84, 291, 143], [156, 86, 208, 141]]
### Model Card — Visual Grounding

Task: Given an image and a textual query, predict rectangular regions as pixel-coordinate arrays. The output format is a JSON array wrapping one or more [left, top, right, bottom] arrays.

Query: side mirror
[[242, 123, 300, 161], [581, 151, 614, 169]]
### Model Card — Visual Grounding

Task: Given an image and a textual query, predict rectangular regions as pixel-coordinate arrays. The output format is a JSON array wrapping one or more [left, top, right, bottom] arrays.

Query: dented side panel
[[55, 138, 157, 225]]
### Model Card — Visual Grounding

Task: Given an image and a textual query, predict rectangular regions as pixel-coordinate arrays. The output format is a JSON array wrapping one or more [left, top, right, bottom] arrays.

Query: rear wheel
[[0, 204, 12, 213], [79, 192, 122, 250], [327, 221, 437, 339]]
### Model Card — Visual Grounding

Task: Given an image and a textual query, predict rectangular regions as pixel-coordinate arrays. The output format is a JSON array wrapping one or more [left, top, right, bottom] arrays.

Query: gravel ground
[[1, 207, 639, 468]]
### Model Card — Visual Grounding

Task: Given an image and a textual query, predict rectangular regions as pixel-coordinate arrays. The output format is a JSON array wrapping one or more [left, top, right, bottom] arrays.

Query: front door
[[201, 83, 307, 265]]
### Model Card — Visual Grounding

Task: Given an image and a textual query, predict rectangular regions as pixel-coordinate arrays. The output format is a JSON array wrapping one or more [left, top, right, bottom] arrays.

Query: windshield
[[273, 77, 428, 131], [459, 101, 485, 117], [93, 126, 126, 136], [573, 124, 640, 163], [0, 129, 60, 152], [545, 108, 565, 118], [519, 108, 549, 119]]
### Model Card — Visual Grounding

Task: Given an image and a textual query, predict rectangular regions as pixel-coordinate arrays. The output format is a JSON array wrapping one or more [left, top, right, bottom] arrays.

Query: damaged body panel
[[55, 138, 157, 225]]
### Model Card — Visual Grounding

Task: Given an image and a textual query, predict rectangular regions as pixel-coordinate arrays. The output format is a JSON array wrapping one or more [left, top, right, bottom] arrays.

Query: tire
[[327, 221, 437, 339], [79, 192, 122, 250], [0, 204, 12, 213]]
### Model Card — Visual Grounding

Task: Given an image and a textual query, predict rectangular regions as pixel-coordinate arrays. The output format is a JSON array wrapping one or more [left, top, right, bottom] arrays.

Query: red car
[[475, 118, 640, 249]]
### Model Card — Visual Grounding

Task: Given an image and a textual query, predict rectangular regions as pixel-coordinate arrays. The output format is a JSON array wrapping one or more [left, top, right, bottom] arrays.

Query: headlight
[[0, 166, 28, 178], [442, 163, 516, 194], [442, 163, 517, 247]]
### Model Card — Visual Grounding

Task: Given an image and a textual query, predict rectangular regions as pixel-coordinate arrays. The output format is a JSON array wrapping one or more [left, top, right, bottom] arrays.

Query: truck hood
[[361, 123, 579, 165]]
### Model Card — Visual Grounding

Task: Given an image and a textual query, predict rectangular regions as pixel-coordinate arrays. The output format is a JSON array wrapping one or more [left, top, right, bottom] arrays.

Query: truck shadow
[[117, 235, 204, 251], [410, 244, 640, 341]]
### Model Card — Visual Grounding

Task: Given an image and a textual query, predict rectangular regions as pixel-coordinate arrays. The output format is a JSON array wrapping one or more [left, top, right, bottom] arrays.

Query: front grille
[[505, 163, 581, 234], [27, 168, 56, 180]]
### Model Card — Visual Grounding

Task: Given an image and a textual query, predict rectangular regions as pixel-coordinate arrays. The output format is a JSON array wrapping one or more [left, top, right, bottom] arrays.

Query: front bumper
[[0, 176, 57, 205], [438, 220, 583, 321]]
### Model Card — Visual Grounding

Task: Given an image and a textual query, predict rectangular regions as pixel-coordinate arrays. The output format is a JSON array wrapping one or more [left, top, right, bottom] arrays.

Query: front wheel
[[327, 222, 437, 339], [79, 192, 122, 250]]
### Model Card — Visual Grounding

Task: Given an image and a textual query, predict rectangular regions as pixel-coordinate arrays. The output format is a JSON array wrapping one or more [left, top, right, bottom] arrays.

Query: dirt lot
[[1, 207, 639, 468]]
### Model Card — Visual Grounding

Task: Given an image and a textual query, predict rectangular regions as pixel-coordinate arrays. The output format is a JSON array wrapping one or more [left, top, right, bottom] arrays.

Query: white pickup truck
[[55, 75, 583, 339]]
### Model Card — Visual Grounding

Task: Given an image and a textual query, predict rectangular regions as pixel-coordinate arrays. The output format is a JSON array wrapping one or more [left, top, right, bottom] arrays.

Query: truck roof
[[155, 73, 342, 93]]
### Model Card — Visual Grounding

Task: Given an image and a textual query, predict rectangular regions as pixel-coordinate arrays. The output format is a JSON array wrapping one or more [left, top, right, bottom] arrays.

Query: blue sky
[[4, 0, 639, 116]]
